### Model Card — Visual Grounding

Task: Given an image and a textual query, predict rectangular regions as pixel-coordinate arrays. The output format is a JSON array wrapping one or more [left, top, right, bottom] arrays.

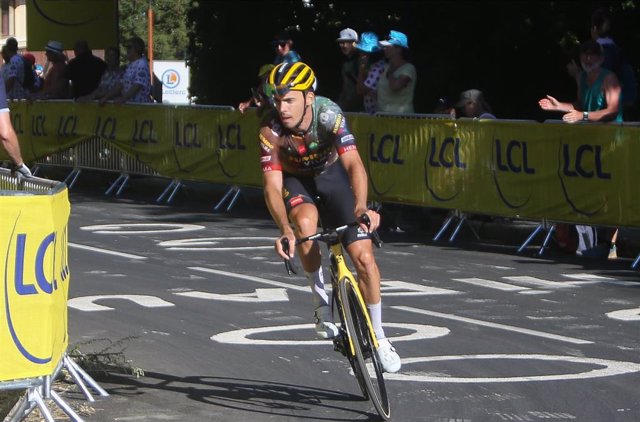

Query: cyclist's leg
[[284, 175, 337, 338]]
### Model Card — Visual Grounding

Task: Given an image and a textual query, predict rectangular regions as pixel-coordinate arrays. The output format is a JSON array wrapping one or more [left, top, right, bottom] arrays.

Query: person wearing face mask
[[538, 40, 622, 123]]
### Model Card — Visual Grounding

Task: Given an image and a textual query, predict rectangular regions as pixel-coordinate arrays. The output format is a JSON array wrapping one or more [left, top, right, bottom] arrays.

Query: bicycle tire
[[339, 278, 390, 420], [332, 278, 369, 400]]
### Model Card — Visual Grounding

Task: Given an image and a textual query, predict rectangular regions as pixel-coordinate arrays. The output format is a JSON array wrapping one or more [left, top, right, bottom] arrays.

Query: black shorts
[[282, 162, 371, 246]]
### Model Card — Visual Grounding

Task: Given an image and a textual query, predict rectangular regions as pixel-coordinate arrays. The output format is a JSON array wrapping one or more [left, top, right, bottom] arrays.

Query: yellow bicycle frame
[[330, 242, 380, 356]]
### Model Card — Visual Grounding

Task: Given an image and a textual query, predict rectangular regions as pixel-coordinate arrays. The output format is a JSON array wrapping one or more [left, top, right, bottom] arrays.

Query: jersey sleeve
[[259, 128, 281, 172], [326, 104, 357, 155]]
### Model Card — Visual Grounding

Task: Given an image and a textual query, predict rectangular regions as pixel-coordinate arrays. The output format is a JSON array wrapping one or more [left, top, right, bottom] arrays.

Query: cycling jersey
[[259, 96, 357, 177]]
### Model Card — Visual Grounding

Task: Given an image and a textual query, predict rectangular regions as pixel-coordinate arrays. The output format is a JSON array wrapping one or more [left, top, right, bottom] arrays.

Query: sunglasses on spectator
[[272, 41, 288, 48]]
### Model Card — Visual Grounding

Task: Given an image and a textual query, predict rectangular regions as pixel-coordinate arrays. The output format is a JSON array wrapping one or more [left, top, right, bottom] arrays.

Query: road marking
[[502, 276, 580, 289], [189, 267, 309, 292], [381, 280, 460, 296], [175, 288, 289, 303], [452, 277, 527, 292], [69, 242, 147, 260], [68, 295, 175, 312], [379, 354, 640, 383], [563, 273, 638, 287], [393, 306, 593, 345], [606, 307, 640, 321], [211, 323, 449, 345], [158, 236, 274, 251], [81, 223, 205, 235]]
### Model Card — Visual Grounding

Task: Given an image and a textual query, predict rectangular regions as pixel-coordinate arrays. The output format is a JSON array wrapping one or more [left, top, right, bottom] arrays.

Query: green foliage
[[119, 0, 189, 60]]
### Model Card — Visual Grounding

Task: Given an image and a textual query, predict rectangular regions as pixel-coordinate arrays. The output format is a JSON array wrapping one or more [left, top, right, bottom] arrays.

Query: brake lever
[[281, 238, 298, 275], [360, 213, 383, 249]]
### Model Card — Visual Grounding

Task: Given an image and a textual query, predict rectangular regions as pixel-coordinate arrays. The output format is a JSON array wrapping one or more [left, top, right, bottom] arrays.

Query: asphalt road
[[55, 175, 640, 422]]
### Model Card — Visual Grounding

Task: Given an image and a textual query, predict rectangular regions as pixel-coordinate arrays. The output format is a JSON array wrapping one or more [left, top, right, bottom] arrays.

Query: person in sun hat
[[238, 63, 275, 114], [376, 30, 416, 114], [29, 40, 69, 99], [456, 88, 495, 119], [354, 32, 385, 114], [335, 27, 361, 111]]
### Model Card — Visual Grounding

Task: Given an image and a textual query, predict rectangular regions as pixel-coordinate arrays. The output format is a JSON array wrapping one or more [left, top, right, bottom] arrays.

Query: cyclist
[[0, 72, 30, 177], [258, 62, 401, 373]]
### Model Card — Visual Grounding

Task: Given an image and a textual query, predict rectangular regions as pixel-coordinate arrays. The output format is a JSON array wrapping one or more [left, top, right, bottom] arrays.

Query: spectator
[[336, 27, 362, 112], [0, 72, 30, 177], [29, 40, 69, 100], [434, 97, 456, 118], [99, 37, 152, 104], [355, 32, 385, 114], [2, 37, 27, 99], [64, 40, 107, 99], [76, 46, 122, 102], [539, 40, 621, 123], [238, 63, 274, 114], [376, 30, 416, 114], [22, 53, 41, 93], [272, 32, 301, 65], [568, 8, 637, 118], [456, 89, 496, 119]]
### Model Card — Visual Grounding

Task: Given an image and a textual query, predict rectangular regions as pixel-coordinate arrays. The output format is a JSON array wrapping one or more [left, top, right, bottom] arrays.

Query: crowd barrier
[[0, 168, 107, 421], [2, 100, 640, 257]]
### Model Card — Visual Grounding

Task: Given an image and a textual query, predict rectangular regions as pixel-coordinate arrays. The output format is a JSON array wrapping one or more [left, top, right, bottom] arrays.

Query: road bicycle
[[282, 217, 390, 420]]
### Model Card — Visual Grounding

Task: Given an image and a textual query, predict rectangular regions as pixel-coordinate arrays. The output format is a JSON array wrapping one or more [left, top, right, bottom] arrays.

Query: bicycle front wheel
[[340, 278, 390, 420]]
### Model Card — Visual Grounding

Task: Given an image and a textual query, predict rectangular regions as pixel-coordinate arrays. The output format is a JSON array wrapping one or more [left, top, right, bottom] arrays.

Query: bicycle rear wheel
[[339, 278, 390, 420]]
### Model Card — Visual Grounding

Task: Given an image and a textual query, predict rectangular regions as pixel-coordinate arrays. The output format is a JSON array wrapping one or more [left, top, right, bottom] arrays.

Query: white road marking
[[175, 288, 289, 303], [68, 295, 175, 312], [380, 280, 460, 296], [393, 306, 593, 345], [452, 277, 527, 292], [379, 354, 640, 383], [189, 267, 309, 292], [211, 323, 449, 345], [563, 273, 638, 287], [81, 223, 205, 235], [606, 307, 640, 321], [502, 276, 580, 289], [158, 236, 273, 251], [69, 242, 147, 260]]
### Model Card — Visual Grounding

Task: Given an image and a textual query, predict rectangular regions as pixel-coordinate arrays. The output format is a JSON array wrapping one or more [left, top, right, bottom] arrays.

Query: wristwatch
[[583, 111, 589, 121]]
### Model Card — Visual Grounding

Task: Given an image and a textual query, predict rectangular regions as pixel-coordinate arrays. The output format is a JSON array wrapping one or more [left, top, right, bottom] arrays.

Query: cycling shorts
[[282, 161, 371, 246]]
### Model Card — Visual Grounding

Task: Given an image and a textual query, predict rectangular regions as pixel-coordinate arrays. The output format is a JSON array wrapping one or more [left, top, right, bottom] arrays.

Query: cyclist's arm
[[263, 170, 295, 258], [340, 149, 380, 231]]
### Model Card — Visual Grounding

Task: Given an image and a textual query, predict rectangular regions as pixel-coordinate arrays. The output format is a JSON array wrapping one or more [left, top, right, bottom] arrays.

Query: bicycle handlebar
[[280, 214, 382, 275]]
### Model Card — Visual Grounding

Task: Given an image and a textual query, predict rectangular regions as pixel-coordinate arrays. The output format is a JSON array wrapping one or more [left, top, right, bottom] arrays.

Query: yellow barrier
[[0, 174, 70, 381], [2, 101, 640, 227]]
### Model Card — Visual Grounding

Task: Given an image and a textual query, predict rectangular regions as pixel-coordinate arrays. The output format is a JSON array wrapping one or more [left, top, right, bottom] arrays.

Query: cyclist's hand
[[357, 209, 380, 233], [276, 233, 296, 260]]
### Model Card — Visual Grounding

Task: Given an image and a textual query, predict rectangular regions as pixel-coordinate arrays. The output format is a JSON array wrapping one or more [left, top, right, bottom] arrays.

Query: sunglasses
[[272, 41, 288, 48], [264, 83, 293, 99]]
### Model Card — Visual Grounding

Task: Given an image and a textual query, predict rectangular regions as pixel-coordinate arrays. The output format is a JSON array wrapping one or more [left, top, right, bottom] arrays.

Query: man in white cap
[[336, 28, 362, 112]]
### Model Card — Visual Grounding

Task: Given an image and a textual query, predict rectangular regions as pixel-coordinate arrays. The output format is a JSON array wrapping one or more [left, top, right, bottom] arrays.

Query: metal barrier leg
[[29, 388, 56, 422], [50, 389, 85, 422], [64, 355, 109, 397], [631, 254, 640, 269], [64, 356, 96, 402], [7, 394, 32, 422], [433, 213, 455, 241], [156, 179, 182, 203], [32, 165, 40, 176], [105, 173, 126, 196], [449, 216, 466, 242], [226, 187, 242, 211], [517, 223, 544, 253], [115, 174, 130, 196], [64, 168, 82, 189], [214, 186, 240, 212], [538, 224, 556, 256]]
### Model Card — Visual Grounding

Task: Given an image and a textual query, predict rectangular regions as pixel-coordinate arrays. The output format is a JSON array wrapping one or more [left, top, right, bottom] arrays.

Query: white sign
[[153, 60, 190, 104]]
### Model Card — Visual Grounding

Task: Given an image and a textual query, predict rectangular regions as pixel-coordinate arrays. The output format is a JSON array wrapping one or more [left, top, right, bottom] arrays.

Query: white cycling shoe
[[314, 306, 339, 339], [377, 338, 401, 373]]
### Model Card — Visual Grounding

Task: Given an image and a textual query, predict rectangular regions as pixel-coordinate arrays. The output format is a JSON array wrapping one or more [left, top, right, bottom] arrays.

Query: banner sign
[[0, 188, 70, 381], [153, 61, 191, 105], [26, 0, 118, 50], [1, 102, 640, 227]]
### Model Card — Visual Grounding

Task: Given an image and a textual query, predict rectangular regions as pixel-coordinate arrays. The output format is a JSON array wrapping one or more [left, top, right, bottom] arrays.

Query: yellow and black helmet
[[266, 62, 316, 97]]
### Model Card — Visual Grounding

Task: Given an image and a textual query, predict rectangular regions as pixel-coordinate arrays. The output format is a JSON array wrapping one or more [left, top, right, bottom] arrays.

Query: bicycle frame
[[328, 241, 380, 356]]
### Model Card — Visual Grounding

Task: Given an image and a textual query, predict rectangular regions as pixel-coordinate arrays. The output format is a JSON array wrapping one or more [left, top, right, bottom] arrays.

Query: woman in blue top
[[539, 40, 622, 123]]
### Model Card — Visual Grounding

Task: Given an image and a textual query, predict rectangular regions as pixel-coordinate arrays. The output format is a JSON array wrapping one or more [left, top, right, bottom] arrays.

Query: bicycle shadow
[[90, 371, 384, 421]]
